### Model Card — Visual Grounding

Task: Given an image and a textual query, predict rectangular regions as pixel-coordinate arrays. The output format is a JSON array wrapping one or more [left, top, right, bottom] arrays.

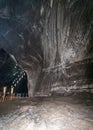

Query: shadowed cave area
[[0, 0, 93, 130]]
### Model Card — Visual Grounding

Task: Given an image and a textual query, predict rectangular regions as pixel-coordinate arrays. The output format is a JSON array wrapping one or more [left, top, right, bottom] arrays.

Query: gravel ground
[[0, 93, 93, 130]]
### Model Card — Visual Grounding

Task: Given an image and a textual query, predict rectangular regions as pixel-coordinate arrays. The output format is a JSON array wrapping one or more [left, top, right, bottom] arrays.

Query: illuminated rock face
[[0, 0, 93, 96], [35, 0, 93, 96]]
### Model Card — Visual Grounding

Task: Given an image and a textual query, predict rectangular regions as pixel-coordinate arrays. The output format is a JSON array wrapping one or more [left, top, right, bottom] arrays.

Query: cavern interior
[[0, 0, 93, 130]]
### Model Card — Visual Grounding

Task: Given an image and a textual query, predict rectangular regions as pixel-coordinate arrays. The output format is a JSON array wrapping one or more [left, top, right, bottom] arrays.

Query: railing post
[[10, 87, 14, 100], [2, 86, 7, 102]]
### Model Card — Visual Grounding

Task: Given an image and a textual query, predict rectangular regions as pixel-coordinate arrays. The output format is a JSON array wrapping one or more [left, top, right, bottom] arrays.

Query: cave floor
[[0, 93, 93, 130]]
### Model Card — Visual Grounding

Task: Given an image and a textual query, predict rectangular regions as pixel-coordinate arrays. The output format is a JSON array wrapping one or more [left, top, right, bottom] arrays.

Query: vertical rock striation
[[35, 0, 93, 96]]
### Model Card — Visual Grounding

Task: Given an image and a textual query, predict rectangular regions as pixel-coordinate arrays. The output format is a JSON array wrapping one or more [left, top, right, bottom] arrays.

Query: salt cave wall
[[35, 0, 93, 96], [0, 0, 93, 97]]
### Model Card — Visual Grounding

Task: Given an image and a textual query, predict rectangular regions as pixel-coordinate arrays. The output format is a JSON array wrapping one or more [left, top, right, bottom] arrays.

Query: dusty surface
[[0, 93, 93, 130]]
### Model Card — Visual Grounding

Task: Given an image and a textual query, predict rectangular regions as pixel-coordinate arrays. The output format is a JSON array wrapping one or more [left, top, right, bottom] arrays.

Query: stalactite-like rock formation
[[42, 0, 93, 66]]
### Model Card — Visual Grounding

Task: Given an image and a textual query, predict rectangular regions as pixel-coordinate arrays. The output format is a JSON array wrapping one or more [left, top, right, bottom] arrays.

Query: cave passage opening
[[0, 48, 28, 101]]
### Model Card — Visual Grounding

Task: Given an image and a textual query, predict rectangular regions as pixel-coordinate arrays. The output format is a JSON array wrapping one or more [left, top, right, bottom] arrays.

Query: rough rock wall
[[0, 0, 93, 96], [0, 0, 43, 97], [35, 0, 93, 96]]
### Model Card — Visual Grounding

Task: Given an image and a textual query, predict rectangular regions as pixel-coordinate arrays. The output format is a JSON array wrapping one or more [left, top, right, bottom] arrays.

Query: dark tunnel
[[0, 48, 28, 97]]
